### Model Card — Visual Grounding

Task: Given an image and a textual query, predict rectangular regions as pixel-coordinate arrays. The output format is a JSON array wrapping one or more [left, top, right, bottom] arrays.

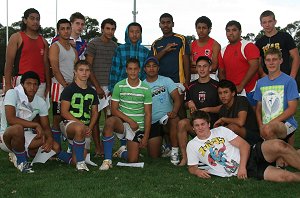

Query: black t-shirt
[[60, 82, 99, 125], [255, 31, 296, 75], [219, 96, 258, 132], [186, 79, 220, 126]]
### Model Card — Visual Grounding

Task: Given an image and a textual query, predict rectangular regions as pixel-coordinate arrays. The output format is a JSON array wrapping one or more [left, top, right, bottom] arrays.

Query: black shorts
[[245, 130, 263, 146], [52, 101, 61, 115], [246, 142, 275, 180], [132, 131, 144, 143], [149, 122, 164, 139]]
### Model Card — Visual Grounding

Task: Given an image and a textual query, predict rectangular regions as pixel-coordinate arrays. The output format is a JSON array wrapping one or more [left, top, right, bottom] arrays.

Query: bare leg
[[264, 166, 300, 182], [177, 119, 193, 166], [127, 140, 139, 163], [262, 139, 300, 170], [147, 136, 162, 158], [226, 123, 247, 139], [168, 117, 180, 147]]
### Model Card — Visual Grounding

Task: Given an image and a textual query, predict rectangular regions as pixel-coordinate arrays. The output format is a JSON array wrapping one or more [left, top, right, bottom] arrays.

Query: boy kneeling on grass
[[187, 110, 300, 182], [0, 71, 69, 173], [59, 60, 99, 171], [100, 58, 152, 170]]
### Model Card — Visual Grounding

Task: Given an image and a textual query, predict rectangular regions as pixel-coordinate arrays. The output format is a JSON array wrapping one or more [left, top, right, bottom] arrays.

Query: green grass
[[1, 108, 300, 197]]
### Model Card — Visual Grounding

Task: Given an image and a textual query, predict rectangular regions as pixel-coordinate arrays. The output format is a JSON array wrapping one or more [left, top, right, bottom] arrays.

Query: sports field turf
[[1, 107, 300, 197]]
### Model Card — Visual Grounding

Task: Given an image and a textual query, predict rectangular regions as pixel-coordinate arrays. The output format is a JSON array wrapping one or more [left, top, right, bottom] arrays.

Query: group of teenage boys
[[1, 7, 300, 182]]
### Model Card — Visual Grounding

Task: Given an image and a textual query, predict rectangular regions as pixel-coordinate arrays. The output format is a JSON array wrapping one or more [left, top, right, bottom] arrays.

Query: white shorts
[[115, 123, 139, 141], [0, 130, 36, 153], [59, 120, 76, 145], [285, 122, 296, 135], [92, 85, 111, 112]]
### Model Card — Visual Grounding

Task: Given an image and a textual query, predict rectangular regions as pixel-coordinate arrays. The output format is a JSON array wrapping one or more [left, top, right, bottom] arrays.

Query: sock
[[12, 149, 27, 165], [52, 129, 61, 145], [57, 151, 72, 164], [171, 147, 179, 155], [85, 137, 91, 150], [102, 136, 115, 160], [73, 140, 85, 162], [120, 138, 127, 146]]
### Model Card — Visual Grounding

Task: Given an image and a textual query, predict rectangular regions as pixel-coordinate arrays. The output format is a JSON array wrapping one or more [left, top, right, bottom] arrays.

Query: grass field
[[1, 108, 300, 197]]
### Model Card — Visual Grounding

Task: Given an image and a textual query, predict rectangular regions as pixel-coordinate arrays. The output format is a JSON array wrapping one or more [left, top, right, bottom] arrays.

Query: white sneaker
[[17, 162, 34, 173], [85, 153, 98, 167], [113, 146, 127, 158], [76, 161, 89, 171], [99, 159, 112, 171], [170, 153, 180, 165], [8, 152, 17, 167]]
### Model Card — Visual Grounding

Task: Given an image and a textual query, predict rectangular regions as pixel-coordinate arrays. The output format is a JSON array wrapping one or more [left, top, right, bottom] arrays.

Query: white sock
[[171, 147, 179, 155]]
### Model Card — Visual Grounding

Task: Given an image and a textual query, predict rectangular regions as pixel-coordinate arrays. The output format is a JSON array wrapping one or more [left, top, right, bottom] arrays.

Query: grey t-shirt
[[86, 37, 117, 86]]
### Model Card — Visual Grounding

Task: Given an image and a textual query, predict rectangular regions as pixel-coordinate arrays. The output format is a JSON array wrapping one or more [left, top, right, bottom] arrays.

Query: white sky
[[0, 0, 299, 46]]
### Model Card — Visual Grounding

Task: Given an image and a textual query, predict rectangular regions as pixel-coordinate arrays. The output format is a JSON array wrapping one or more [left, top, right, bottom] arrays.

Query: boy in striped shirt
[[100, 58, 152, 170]]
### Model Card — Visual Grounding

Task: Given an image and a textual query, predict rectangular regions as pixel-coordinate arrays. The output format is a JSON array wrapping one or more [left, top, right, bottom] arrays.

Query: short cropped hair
[[101, 18, 116, 29], [74, 60, 91, 70], [160, 13, 173, 22], [126, 58, 140, 68], [128, 22, 142, 32], [195, 16, 212, 29], [21, 71, 40, 85], [260, 10, 276, 22], [264, 48, 282, 59], [196, 56, 212, 65], [225, 20, 241, 31], [57, 19, 71, 30], [70, 12, 85, 23], [218, 79, 237, 96], [21, 8, 40, 31], [191, 110, 211, 125]]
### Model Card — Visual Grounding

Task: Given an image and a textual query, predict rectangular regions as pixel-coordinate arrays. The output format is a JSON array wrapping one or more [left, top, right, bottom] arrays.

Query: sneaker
[[161, 147, 171, 157], [99, 159, 112, 171], [76, 161, 89, 171], [8, 152, 17, 167], [170, 153, 180, 165], [113, 146, 127, 158], [17, 162, 34, 173]]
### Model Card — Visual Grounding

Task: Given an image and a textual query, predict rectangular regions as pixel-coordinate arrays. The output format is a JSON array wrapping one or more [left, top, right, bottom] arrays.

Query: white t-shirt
[[187, 126, 240, 177], [0, 88, 48, 133]]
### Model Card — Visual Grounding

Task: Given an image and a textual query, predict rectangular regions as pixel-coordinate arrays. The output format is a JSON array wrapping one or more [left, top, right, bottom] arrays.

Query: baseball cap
[[144, 57, 159, 66]]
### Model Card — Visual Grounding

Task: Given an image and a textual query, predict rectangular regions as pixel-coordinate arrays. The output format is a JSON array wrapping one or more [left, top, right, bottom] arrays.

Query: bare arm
[[5, 105, 42, 137], [168, 89, 181, 118], [85, 54, 105, 98], [220, 110, 248, 127], [183, 54, 190, 83], [188, 165, 211, 179], [39, 115, 54, 152], [42, 38, 51, 97], [237, 58, 258, 93], [230, 136, 250, 179], [88, 105, 99, 130], [140, 104, 152, 148], [4, 33, 20, 91], [289, 48, 300, 78], [258, 57, 267, 78], [256, 101, 263, 128], [218, 67, 226, 80], [49, 44, 68, 87], [211, 41, 221, 72]]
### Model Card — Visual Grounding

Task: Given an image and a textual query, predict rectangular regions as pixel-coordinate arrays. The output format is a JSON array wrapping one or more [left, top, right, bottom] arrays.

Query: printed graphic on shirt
[[261, 85, 284, 124], [198, 137, 239, 175]]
